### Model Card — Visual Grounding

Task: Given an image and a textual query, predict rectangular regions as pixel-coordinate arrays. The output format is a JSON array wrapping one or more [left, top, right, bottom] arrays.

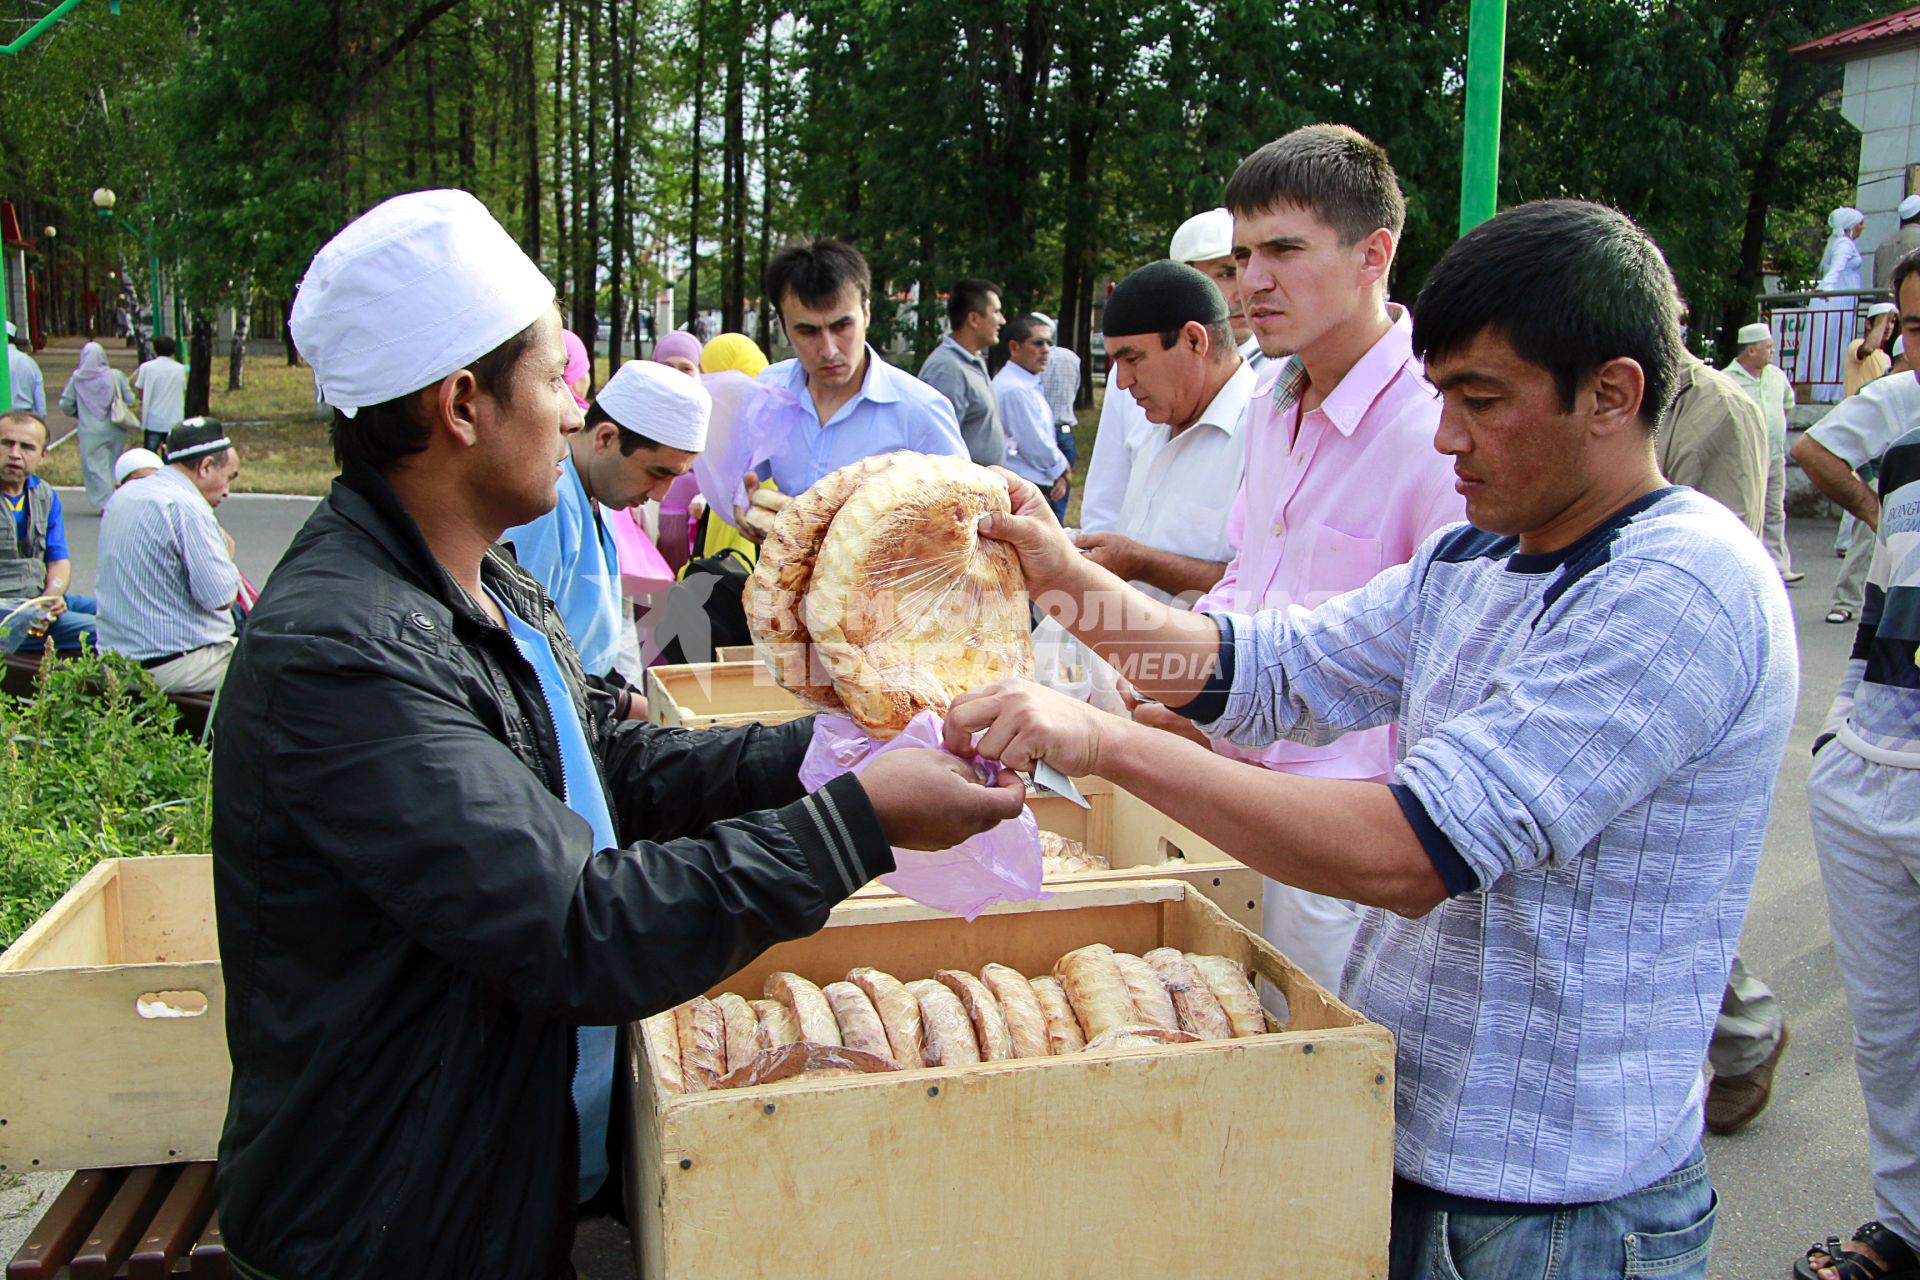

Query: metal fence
[[1756, 288, 1889, 402]]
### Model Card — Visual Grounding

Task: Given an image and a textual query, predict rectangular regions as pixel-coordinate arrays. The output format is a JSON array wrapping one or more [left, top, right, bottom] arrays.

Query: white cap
[[1736, 322, 1771, 345], [113, 448, 165, 485], [1868, 301, 1899, 319], [290, 189, 554, 419], [1028, 312, 1055, 328], [1169, 208, 1234, 263], [1900, 195, 1920, 221], [5, 322, 14, 338], [594, 359, 711, 453]]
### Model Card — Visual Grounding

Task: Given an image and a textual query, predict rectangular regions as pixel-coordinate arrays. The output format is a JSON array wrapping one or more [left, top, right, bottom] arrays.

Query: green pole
[[0, 251, 13, 410], [1458, 0, 1507, 235], [149, 227, 164, 341]]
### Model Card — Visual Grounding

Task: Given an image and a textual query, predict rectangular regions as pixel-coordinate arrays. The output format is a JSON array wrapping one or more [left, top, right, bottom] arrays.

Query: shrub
[[0, 648, 210, 948]]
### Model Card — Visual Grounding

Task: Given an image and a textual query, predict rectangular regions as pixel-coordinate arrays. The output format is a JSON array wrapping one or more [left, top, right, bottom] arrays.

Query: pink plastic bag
[[798, 710, 1047, 921]]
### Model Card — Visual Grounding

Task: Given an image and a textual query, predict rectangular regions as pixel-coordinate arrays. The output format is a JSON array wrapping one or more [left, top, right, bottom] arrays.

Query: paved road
[[1, 513, 1885, 1278]]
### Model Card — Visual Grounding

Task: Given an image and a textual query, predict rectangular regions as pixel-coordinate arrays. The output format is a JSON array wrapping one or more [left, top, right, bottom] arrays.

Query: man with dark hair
[[919, 276, 1008, 466], [946, 198, 1796, 1278], [1130, 123, 1461, 993], [134, 333, 187, 453], [504, 359, 708, 712], [737, 238, 963, 535], [993, 314, 1069, 515], [0, 409, 96, 652], [95, 418, 241, 693], [1076, 259, 1250, 603], [207, 192, 1018, 1279]]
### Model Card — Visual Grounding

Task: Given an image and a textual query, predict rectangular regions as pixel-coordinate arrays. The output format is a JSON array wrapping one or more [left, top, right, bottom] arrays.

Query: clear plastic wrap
[[713, 1041, 900, 1090], [691, 370, 801, 523]]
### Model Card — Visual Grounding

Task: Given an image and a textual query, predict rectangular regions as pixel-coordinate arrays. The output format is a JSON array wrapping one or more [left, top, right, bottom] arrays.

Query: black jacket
[[208, 467, 891, 1279]]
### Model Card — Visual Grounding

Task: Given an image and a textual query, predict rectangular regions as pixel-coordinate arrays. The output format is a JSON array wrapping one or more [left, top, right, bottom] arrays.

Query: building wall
[[1842, 47, 1920, 253]]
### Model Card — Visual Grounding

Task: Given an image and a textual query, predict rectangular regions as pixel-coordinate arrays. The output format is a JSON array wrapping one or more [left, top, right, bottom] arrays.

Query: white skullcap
[[1900, 196, 1920, 221], [1736, 322, 1771, 345], [1028, 312, 1055, 328], [5, 322, 14, 338], [1868, 301, 1899, 319], [113, 448, 165, 485], [290, 189, 554, 418], [1169, 208, 1234, 263], [594, 359, 711, 452]]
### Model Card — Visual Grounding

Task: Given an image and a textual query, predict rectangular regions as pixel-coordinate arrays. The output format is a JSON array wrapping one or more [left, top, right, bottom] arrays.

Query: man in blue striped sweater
[[947, 199, 1799, 1279]]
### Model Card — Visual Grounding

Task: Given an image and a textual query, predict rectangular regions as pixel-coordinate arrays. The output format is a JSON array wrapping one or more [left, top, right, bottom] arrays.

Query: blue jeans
[[15, 592, 98, 653], [1389, 1144, 1717, 1279]]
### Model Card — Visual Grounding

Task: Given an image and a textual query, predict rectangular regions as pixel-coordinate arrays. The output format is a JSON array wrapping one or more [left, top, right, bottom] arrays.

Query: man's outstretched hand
[[856, 748, 1026, 850]]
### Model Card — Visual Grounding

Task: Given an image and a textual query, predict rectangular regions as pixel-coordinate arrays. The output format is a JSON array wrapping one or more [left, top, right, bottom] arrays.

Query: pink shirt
[[1195, 305, 1463, 781]]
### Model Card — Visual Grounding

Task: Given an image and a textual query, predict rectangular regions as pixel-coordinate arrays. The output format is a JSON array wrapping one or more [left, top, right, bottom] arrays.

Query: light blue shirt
[[503, 455, 623, 677], [992, 361, 1068, 486], [9, 346, 44, 415], [488, 588, 621, 1205], [1198, 488, 1798, 1203], [96, 467, 239, 661], [757, 344, 966, 493]]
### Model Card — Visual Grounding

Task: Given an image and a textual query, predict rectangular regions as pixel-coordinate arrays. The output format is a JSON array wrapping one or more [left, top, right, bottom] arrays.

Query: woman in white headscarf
[[1812, 206, 1867, 396], [56, 341, 136, 510]]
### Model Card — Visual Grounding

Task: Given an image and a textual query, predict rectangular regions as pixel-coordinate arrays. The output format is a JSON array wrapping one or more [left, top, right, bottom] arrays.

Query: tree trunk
[[228, 273, 252, 392], [550, 6, 570, 305], [688, 0, 706, 332], [283, 297, 300, 366], [573, 0, 602, 343], [607, 0, 628, 366], [521, 1, 542, 256], [186, 311, 215, 418], [756, 11, 774, 347], [722, 0, 746, 333], [1723, 56, 1801, 364]]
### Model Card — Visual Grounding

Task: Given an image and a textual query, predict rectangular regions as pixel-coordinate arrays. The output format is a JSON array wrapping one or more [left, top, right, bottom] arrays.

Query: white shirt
[[96, 467, 238, 661], [1806, 366, 1920, 471], [1079, 358, 1256, 601], [133, 356, 188, 435], [1238, 333, 1270, 377], [992, 362, 1068, 486]]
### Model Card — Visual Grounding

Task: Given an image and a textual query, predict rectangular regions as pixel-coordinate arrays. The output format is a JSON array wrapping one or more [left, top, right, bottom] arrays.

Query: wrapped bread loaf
[[801, 453, 1033, 736], [980, 963, 1050, 1059], [751, 998, 803, 1049], [674, 998, 727, 1093], [1143, 947, 1232, 1041], [1028, 975, 1087, 1055], [822, 981, 895, 1063], [1111, 951, 1180, 1033], [743, 453, 908, 710], [765, 971, 843, 1046], [1084, 1024, 1203, 1053], [714, 992, 762, 1073], [935, 969, 1013, 1062], [1054, 944, 1136, 1042], [641, 1011, 684, 1095], [1186, 953, 1266, 1037], [1039, 830, 1108, 876], [848, 967, 924, 1068], [906, 978, 981, 1066]]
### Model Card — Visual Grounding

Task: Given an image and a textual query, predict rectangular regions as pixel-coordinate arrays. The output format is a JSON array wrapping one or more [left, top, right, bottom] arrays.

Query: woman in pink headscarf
[[561, 328, 593, 409], [57, 341, 137, 509], [651, 330, 703, 377]]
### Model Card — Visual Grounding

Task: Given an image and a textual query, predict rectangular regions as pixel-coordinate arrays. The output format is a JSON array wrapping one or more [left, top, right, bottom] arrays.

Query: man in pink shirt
[[1139, 124, 1463, 992]]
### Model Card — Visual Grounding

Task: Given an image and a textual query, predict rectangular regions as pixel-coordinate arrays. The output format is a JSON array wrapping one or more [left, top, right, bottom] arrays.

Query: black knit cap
[[1101, 259, 1228, 338], [166, 418, 230, 463]]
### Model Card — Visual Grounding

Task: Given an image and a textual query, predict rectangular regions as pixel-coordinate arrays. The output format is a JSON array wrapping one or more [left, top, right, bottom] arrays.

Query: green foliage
[[0, 646, 210, 950]]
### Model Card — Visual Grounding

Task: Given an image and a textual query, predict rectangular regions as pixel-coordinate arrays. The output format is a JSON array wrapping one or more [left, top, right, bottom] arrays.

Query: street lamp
[[90, 185, 165, 341], [92, 187, 115, 215]]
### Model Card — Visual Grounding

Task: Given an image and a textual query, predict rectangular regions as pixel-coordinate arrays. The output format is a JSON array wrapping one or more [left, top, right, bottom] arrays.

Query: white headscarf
[[1828, 206, 1865, 235], [67, 342, 118, 420], [1820, 206, 1867, 290]]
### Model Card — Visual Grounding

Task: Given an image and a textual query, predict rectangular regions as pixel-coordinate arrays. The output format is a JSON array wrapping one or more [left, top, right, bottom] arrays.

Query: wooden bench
[[7, 1163, 228, 1279], [0, 653, 214, 739]]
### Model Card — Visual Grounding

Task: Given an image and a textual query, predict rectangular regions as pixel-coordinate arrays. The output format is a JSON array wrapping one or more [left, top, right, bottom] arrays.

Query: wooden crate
[[623, 880, 1395, 1279], [713, 645, 760, 665], [645, 661, 808, 730], [851, 774, 1264, 933], [0, 857, 228, 1172]]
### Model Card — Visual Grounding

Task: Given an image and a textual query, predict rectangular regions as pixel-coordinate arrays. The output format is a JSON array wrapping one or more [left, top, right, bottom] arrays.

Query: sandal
[[1827, 608, 1855, 625], [1795, 1221, 1920, 1279]]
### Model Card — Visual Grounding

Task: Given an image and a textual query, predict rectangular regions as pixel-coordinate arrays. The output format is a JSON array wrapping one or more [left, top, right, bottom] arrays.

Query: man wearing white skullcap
[[504, 359, 709, 693], [1170, 206, 1264, 373], [208, 190, 1019, 1280], [1723, 320, 1802, 582]]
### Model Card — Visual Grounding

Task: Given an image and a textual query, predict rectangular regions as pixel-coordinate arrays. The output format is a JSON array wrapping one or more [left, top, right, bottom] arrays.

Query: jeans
[[12, 592, 99, 653], [1389, 1144, 1718, 1279], [1052, 420, 1075, 522]]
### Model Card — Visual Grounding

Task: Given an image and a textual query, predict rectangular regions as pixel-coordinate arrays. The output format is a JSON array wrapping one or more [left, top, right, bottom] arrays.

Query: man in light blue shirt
[[503, 360, 707, 703], [992, 313, 1069, 517], [942, 198, 1800, 1279], [7, 324, 44, 415], [740, 239, 965, 516]]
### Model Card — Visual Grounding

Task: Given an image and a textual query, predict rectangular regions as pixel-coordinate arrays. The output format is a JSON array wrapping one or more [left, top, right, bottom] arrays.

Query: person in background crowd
[[1723, 322, 1803, 583], [562, 328, 593, 410], [95, 419, 241, 694], [1790, 246, 1920, 1280], [919, 277, 1007, 466], [1033, 312, 1083, 516], [950, 198, 1797, 1280], [112, 447, 164, 490], [1170, 206, 1267, 376], [1874, 195, 1920, 290], [993, 313, 1070, 517], [58, 340, 136, 511], [702, 331, 770, 378], [504, 360, 708, 715], [737, 239, 963, 532], [8, 322, 44, 415], [133, 335, 188, 453], [653, 330, 704, 377], [0, 409, 96, 653], [1815, 207, 1868, 400], [1076, 260, 1251, 604], [1826, 301, 1898, 625]]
